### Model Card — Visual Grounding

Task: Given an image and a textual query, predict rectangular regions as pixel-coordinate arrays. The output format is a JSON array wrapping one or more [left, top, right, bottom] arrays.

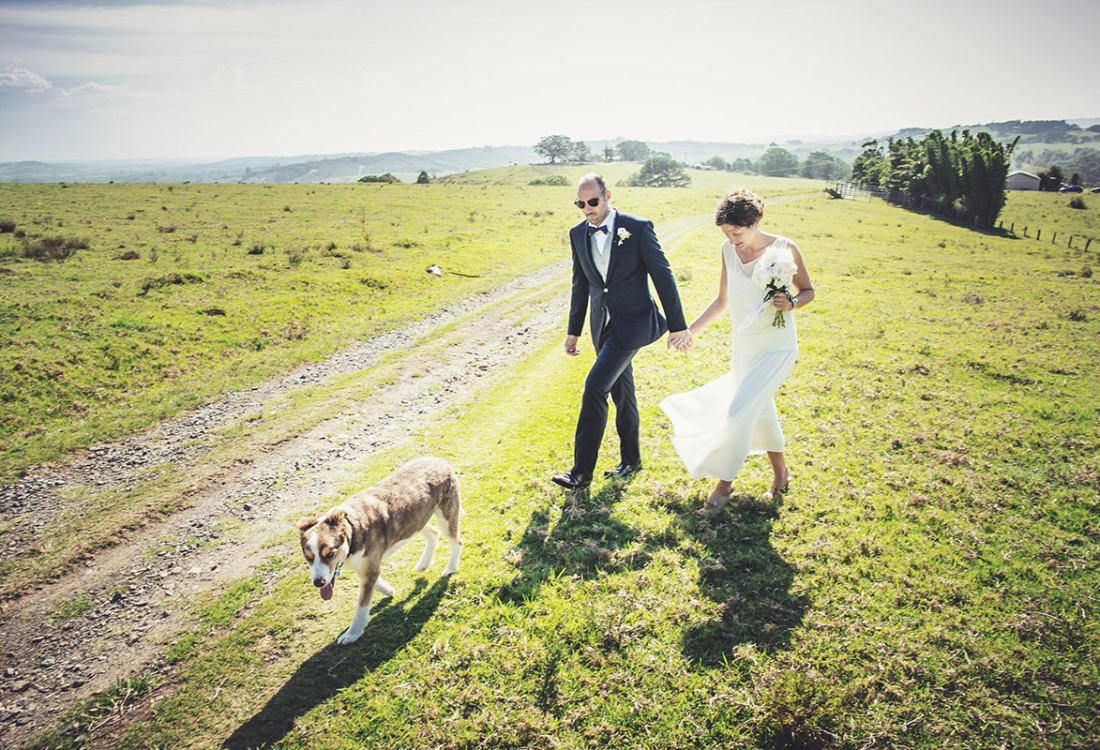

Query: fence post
[[1052, 231, 1057, 244], [1069, 236, 1074, 249], [1087, 239, 1093, 252], [1024, 226, 1028, 237], [1011, 222, 1015, 234], [1037, 229, 1042, 241]]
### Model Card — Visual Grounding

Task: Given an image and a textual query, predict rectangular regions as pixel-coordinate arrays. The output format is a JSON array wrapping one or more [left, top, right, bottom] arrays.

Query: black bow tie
[[587, 225, 609, 236]]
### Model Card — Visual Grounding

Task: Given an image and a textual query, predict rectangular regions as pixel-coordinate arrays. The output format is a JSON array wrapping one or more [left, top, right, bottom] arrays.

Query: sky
[[0, 0, 1097, 162]]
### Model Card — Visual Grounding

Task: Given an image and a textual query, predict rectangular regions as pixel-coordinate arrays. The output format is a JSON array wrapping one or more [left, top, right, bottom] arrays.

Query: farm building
[[1006, 170, 1040, 190]]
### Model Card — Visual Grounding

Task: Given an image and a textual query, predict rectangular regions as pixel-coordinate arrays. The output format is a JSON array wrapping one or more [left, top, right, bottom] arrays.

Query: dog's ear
[[325, 507, 347, 526], [297, 517, 319, 532]]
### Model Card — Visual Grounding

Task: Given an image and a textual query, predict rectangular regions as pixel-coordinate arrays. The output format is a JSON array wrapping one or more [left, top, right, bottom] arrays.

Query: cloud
[[0, 62, 52, 91], [52, 81, 136, 109]]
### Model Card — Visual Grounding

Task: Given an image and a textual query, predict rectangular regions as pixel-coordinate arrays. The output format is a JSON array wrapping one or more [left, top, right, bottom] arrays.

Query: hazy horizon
[[2, 0, 1097, 163]]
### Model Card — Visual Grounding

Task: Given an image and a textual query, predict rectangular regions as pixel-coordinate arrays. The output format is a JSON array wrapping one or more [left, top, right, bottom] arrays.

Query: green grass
[[998, 190, 1100, 252], [0, 175, 821, 482], [22, 192, 1096, 749]]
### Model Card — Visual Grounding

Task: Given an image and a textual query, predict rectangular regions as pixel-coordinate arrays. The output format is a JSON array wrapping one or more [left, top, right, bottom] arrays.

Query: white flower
[[740, 245, 799, 329], [616, 227, 631, 244], [751, 247, 797, 290]]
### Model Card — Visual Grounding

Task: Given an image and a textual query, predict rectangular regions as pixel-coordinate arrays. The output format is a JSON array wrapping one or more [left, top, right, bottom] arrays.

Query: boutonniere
[[616, 228, 631, 245]]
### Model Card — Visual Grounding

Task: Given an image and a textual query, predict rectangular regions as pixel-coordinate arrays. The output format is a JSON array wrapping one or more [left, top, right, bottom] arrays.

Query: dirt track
[[0, 211, 719, 747]]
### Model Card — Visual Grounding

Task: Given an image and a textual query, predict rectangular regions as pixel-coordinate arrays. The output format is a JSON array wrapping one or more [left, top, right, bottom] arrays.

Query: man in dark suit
[[553, 173, 693, 490]]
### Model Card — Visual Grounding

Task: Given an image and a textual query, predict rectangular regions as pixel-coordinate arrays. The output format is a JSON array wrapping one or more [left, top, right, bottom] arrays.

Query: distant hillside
[[0, 146, 539, 184], [1, 119, 1095, 184]]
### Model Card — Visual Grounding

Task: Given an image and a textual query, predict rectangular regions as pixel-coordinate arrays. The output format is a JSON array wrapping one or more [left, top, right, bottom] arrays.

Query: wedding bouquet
[[737, 247, 799, 331]]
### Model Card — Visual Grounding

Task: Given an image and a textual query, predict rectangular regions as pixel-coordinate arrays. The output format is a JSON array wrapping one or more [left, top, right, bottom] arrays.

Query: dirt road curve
[[0, 212, 716, 748]]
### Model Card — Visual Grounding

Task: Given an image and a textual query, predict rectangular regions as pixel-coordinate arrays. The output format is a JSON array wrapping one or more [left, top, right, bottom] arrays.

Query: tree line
[[849, 130, 1017, 227], [533, 135, 850, 188]]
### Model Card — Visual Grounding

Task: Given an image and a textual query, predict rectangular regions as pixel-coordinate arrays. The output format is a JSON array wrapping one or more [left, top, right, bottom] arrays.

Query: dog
[[297, 456, 462, 645]]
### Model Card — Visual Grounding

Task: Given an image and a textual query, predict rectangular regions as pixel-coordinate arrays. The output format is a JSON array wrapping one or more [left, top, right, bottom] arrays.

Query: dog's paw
[[442, 564, 459, 576], [413, 561, 431, 573], [337, 627, 363, 645], [375, 579, 396, 597]]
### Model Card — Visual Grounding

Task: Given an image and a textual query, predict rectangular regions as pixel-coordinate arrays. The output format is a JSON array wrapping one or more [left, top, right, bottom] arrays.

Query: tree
[[416, 170, 431, 184], [625, 156, 691, 188], [572, 141, 592, 163], [799, 151, 849, 180], [603, 146, 616, 162], [616, 140, 651, 162], [534, 135, 574, 164], [1039, 165, 1065, 191], [704, 156, 729, 171], [730, 158, 755, 174], [850, 141, 888, 185], [756, 144, 799, 177]]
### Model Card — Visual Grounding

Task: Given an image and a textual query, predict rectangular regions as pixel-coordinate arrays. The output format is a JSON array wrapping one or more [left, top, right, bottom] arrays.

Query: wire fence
[[829, 181, 1096, 252]]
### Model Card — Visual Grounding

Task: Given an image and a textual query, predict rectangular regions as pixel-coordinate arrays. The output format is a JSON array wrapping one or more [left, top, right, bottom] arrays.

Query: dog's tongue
[[320, 581, 334, 601]]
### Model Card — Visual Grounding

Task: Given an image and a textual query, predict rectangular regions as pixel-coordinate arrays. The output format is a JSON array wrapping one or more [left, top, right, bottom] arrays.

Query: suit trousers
[[572, 323, 642, 477]]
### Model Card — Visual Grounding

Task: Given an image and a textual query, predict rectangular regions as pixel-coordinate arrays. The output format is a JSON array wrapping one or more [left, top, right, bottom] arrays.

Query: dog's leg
[[435, 507, 462, 575], [414, 523, 440, 572], [442, 534, 462, 575], [374, 577, 396, 597], [337, 565, 379, 645]]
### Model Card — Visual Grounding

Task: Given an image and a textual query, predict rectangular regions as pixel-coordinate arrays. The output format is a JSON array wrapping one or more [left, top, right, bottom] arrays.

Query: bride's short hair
[[715, 187, 764, 227]]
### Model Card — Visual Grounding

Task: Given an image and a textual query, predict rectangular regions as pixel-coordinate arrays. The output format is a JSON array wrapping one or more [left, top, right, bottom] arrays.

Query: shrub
[[1069, 196, 1086, 210], [138, 272, 204, 296], [529, 175, 570, 186], [358, 173, 400, 183], [22, 235, 87, 262], [0, 220, 15, 233]]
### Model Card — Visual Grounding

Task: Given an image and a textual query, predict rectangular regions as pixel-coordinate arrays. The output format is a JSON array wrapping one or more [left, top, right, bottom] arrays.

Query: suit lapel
[[574, 224, 599, 282], [604, 212, 621, 281]]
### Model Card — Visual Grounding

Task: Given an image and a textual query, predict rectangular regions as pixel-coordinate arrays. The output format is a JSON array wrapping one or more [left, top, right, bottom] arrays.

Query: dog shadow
[[221, 576, 449, 750], [496, 480, 651, 604], [677, 491, 809, 668]]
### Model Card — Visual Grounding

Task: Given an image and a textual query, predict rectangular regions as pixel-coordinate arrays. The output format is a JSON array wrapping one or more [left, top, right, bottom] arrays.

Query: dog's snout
[[312, 577, 326, 588]]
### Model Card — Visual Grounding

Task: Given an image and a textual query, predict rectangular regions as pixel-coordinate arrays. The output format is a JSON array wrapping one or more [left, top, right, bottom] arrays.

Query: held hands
[[667, 329, 693, 353]]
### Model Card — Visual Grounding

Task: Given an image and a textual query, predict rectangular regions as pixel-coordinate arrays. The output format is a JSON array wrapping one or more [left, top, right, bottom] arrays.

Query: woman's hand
[[772, 291, 796, 311]]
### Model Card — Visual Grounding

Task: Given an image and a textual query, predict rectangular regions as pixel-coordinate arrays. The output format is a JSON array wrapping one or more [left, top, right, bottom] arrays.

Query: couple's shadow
[[497, 476, 648, 603], [501, 477, 807, 667], [222, 576, 449, 750], [678, 490, 809, 666]]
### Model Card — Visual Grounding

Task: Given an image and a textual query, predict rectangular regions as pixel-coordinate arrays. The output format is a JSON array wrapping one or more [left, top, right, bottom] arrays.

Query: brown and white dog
[[297, 456, 462, 645]]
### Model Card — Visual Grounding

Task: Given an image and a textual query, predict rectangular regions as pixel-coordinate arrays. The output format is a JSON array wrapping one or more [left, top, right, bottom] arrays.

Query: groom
[[552, 173, 693, 490]]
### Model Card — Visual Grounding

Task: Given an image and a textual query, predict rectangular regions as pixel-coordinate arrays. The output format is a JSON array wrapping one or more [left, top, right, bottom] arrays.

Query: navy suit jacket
[[568, 211, 687, 351]]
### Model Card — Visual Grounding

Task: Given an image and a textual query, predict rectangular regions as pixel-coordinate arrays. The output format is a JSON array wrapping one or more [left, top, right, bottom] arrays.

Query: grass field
[[0, 169, 820, 481], [9, 177, 1100, 748], [998, 190, 1100, 252]]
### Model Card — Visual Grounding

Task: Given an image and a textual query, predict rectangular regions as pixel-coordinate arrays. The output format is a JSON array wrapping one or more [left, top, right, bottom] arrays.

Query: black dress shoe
[[552, 472, 590, 490], [603, 463, 642, 478]]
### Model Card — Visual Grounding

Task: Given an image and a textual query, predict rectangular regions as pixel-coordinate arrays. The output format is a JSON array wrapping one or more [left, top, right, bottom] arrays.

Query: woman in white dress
[[660, 187, 815, 515]]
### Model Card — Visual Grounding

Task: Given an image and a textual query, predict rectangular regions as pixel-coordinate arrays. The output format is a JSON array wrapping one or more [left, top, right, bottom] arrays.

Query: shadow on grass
[[680, 492, 809, 668], [221, 576, 449, 750], [496, 476, 649, 603]]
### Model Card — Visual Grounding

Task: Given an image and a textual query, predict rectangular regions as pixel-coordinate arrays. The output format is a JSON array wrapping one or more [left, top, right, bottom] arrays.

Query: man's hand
[[564, 335, 581, 356], [667, 328, 693, 353]]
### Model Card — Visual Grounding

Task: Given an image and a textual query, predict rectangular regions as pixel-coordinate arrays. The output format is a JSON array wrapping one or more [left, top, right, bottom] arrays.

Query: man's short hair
[[579, 172, 608, 195]]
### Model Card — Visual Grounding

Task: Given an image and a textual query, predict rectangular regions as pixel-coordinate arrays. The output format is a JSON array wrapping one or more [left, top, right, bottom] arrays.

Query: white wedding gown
[[660, 237, 798, 480]]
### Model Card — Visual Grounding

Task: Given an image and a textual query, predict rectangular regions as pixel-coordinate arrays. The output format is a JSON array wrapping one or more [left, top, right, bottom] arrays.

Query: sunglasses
[[574, 197, 602, 209]]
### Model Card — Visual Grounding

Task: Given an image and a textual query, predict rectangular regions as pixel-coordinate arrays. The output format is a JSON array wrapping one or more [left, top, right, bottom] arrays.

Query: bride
[[660, 187, 815, 516]]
